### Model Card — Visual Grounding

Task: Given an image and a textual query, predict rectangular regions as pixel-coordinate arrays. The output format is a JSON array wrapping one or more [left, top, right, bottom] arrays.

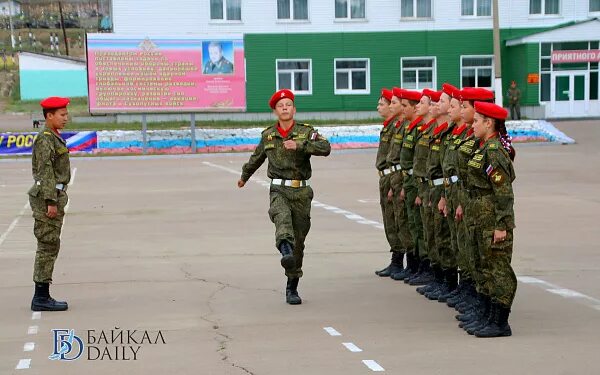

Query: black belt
[[466, 189, 493, 199]]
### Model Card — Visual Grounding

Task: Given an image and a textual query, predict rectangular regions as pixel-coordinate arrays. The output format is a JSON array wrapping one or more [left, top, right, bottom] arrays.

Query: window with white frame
[[335, 0, 366, 19], [529, 0, 560, 15], [461, 56, 493, 89], [401, 58, 435, 90], [210, 0, 241, 21], [461, 0, 491, 16], [276, 60, 312, 94], [400, 0, 432, 18], [591, 0, 600, 12], [334, 59, 370, 94], [277, 0, 309, 20]]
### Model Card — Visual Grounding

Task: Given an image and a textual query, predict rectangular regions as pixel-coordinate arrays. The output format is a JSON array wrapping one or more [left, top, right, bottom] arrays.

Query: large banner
[[86, 34, 246, 113], [0, 131, 97, 155]]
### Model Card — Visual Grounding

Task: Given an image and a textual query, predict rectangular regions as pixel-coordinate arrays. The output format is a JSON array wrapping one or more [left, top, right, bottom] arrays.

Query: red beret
[[269, 89, 295, 109], [422, 89, 442, 102], [392, 87, 404, 99], [40, 96, 70, 110], [380, 88, 393, 101], [460, 87, 494, 101], [442, 83, 460, 98], [401, 89, 423, 102], [474, 101, 508, 120]]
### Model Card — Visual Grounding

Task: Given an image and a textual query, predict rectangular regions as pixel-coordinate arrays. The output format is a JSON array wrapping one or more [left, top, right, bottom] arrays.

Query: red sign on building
[[551, 50, 600, 64]]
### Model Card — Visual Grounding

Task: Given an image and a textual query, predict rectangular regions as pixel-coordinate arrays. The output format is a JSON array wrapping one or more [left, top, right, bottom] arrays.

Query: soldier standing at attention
[[406, 89, 438, 286], [238, 89, 331, 305], [507, 81, 521, 120], [467, 102, 517, 338], [374, 88, 406, 277], [29, 97, 71, 312], [397, 90, 425, 282]]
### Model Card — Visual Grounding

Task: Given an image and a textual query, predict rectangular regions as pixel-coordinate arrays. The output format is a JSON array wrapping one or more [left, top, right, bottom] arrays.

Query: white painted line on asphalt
[[27, 326, 38, 335], [202, 161, 385, 231], [362, 360, 385, 372], [15, 359, 31, 370], [323, 327, 342, 336], [517, 276, 600, 310], [0, 202, 29, 248], [23, 343, 35, 352], [342, 342, 363, 352], [31, 312, 41, 320], [204, 161, 600, 312]]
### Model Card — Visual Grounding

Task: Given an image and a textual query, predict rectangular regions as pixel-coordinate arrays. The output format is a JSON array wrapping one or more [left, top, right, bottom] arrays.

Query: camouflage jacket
[[466, 137, 516, 231], [385, 119, 408, 167], [427, 121, 455, 181], [442, 123, 467, 180], [456, 128, 478, 186], [399, 116, 424, 173], [28, 127, 71, 204], [413, 119, 436, 178], [375, 116, 397, 171], [241, 122, 331, 182]]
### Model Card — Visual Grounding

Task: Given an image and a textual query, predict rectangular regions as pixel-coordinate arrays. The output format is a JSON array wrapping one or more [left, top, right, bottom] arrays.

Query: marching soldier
[[238, 89, 331, 305], [29, 96, 71, 312]]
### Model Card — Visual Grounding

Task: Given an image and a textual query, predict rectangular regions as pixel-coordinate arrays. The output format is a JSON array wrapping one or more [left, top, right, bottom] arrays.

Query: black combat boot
[[437, 268, 458, 302], [278, 241, 296, 271], [475, 303, 512, 338], [31, 283, 68, 312], [391, 252, 411, 280], [458, 293, 487, 326], [286, 278, 302, 305], [465, 297, 494, 334], [375, 251, 393, 276], [404, 253, 421, 284], [423, 265, 444, 299], [386, 252, 405, 279], [409, 259, 434, 286], [447, 278, 472, 308]]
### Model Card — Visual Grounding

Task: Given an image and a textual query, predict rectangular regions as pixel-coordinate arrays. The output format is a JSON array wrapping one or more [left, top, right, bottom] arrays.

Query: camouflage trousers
[[455, 187, 477, 282], [467, 195, 517, 307], [379, 174, 403, 253], [444, 184, 460, 271], [29, 191, 68, 284], [268, 185, 313, 279], [389, 172, 414, 254], [429, 185, 453, 269], [417, 180, 435, 263], [403, 175, 424, 257]]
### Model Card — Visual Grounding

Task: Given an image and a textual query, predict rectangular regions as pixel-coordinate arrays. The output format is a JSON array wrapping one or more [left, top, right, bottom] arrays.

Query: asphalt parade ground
[[1, 120, 599, 374]]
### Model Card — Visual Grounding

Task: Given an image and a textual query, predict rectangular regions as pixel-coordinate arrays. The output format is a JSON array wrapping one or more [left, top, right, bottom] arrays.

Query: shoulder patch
[[490, 170, 506, 185], [489, 143, 498, 149]]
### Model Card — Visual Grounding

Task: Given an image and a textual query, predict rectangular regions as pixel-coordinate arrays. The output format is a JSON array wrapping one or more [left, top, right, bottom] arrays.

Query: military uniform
[[507, 85, 521, 120], [423, 120, 458, 299], [29, 96, 71, 312], [399, 114, 425, 277], [241, 121, 331, 280], [203, 57, 234, 74]]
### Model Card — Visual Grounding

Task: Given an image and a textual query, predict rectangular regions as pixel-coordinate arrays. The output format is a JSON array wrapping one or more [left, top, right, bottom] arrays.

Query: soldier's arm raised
[[240, 136, 267, 183], [34, 136, 58, 205]]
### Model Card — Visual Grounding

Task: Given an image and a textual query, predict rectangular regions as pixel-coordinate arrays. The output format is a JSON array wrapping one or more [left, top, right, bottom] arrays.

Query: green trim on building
[[245, 28, 548, 112]]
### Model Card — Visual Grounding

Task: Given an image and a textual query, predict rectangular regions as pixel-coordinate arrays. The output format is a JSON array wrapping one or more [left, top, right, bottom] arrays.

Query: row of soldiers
[[373, 85, 517, 338]]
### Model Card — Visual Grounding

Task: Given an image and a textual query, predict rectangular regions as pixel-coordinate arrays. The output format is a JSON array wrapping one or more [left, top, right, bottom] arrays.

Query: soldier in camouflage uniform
[[238, 89, 331, 305], [420, 89, 457, 300], [396, 89, 426, 281], [374, 88, 408, 278], [406, 90, 438, 286], [29, 97, 71, 312], [451, 88, 498, 331], [380, 88, 415, 279], [465, 102, 516, 338]]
